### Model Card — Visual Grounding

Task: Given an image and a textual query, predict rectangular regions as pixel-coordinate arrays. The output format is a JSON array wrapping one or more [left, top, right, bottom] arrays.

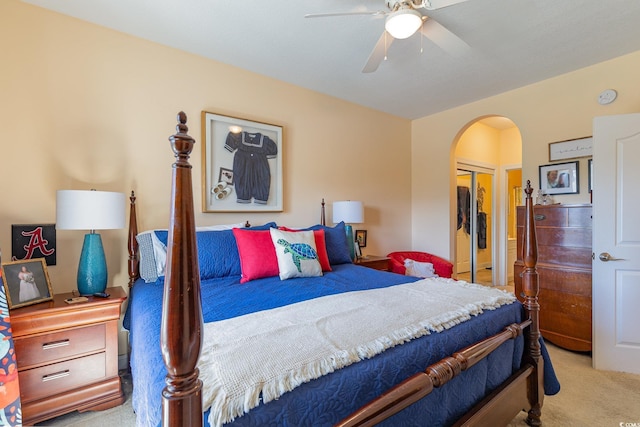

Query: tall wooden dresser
[[514, 204, 592, 352]]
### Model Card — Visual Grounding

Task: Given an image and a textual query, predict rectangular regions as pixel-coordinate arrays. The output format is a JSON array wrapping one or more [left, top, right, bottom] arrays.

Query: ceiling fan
[[305, 0, 471, 73]]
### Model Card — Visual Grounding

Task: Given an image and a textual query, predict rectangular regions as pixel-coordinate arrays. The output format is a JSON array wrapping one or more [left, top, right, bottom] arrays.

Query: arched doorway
[[453, 116, 521, 287]]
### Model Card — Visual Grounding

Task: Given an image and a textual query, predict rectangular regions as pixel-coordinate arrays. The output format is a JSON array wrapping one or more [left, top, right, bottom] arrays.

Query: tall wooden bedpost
[[128, 190, 139, 288], [161, 111, 204, 426], [522, 180, 543, 426]]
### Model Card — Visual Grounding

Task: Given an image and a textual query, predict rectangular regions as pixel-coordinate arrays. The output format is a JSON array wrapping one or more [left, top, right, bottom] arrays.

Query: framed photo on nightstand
[[355, 230, 367, 248], [354, 242, 362, 259], [1, 258, 54, 309]]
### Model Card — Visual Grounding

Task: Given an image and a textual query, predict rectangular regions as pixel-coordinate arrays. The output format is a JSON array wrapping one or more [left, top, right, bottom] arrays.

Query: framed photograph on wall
[[1, 258, 54, 309], [201, 111, 283, 213], [539, 161, 579, 195], [548, 136, 592, 162]]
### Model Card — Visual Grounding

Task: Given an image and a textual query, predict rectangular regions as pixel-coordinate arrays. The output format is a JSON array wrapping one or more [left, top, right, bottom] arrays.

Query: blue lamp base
[[77, 233, 108, 295], [345, 224, 356, 261]]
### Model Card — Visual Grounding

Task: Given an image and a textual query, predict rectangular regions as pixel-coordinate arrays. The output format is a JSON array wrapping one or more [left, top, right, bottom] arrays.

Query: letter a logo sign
[[11, 224, 57, 265]]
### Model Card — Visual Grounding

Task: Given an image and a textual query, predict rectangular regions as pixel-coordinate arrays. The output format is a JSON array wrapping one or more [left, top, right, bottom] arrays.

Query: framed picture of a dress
[[201, 111, 283, 212], [1, 258, 54, 309]]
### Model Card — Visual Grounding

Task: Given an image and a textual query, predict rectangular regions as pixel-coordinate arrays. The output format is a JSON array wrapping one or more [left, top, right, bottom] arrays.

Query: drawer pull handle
[[42, 370, 70, 382], [42, 339, 70, 350], [534, 214, 546, 221]]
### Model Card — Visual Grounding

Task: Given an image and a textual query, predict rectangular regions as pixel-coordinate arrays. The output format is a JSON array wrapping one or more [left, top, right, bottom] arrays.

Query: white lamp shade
[[385, 8, 422, 40], [57, 190, 126, 230], [333, 201, 364, 224]]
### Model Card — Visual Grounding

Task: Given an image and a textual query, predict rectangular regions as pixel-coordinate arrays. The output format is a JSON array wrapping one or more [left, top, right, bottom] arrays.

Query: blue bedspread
[[125, 264, 558, 426]]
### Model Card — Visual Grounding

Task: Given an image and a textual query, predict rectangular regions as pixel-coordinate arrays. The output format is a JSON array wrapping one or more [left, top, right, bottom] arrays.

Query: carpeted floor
[[37, 343, 640, 426], [509, 342, 640, 427], [34, 370, 136, 426]]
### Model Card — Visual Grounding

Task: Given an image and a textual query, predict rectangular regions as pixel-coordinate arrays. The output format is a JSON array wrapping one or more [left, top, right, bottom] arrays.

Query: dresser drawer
[[517, 205, 592, 228], [19, 352, 107, 403], [15, 323, 106, 368]]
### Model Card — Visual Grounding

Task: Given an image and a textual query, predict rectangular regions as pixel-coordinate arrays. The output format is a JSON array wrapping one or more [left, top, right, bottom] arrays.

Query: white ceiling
[[22, 0, 640, 120]]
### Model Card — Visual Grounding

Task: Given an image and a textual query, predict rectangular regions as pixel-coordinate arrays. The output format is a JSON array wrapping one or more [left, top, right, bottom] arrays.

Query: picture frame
[[1, 258, 54, 309], [355, 230, 367, 248], [201, 111, 283, 212], [218, 167, 234, 186], [354, 242, 362, 259], [548, 136, 592, 162], [11, 223, 57, 265], [539, 161, 579, 195]]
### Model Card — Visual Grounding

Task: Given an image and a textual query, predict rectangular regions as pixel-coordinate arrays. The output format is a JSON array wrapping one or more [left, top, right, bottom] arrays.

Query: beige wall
[[4, 0, 640, 357], [0, 1, 412, 296], [412, 50, 640, 262], [456, 121, 501, 164]]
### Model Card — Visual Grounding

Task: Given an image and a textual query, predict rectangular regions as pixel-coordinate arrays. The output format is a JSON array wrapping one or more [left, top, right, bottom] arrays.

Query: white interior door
[[592, 113, 640, 374]]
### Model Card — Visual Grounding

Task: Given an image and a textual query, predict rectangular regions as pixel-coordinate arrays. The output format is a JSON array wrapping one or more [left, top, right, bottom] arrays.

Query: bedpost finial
[[524, 180, 533, 197], [130, 190, 136, 204], [176, 111, 188, 134], [169, 111, 195, 163]]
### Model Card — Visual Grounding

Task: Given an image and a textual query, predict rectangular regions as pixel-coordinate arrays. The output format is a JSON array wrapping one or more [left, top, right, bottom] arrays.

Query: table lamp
[[56, 189, 126, 295], [332, 200, 364, 261]]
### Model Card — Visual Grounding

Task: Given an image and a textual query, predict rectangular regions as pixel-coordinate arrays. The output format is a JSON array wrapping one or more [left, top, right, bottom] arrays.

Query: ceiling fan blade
[[420, 0, 470, 10], [362, 31, 395, 73], [420, 18, 470, 57], [305, 10, 386, 18]]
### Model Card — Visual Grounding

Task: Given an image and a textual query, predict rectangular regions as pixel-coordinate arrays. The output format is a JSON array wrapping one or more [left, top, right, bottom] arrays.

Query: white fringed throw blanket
[[197, 278, 516, 426]]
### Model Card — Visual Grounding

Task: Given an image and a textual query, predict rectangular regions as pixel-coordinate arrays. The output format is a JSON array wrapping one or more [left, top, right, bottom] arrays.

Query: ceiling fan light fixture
[[385, 8, 422, 39]]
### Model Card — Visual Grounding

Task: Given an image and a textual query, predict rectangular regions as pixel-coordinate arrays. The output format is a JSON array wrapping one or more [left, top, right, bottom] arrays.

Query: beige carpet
[[509, 342, 640, 427], [35, 371, 136, 426], [38, 343, 640, 426]]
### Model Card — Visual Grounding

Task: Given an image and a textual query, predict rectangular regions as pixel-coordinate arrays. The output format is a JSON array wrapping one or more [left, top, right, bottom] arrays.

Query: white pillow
[[270, 228, 322, 280], [137, 222, 246, 282], [404, 259, 439, 278], [196, 223, 247, 232]]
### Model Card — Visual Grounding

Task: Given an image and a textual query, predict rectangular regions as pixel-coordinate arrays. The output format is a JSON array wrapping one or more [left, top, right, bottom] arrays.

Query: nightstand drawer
[[19, 352, 107, 402], [15, 323, 106, 368], [10, 286, 127, 424], [355, 256, 390, 271]]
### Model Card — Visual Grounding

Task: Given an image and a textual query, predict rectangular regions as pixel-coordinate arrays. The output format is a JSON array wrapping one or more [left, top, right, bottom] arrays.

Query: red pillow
[[232, 228, 279, 283], [278, 227, 332, 272]]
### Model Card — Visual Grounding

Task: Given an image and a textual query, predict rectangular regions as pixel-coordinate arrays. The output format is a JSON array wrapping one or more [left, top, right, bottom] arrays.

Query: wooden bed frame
[[126, 112, 544, 427]]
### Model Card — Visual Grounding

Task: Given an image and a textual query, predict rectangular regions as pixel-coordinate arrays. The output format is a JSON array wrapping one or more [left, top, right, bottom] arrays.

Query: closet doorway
[[452, 116, 521, 288], [456, 165, 494, 286]]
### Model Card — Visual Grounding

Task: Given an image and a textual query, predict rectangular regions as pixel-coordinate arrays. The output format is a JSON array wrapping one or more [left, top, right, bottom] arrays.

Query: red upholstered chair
[[387, 251, 454, 279]]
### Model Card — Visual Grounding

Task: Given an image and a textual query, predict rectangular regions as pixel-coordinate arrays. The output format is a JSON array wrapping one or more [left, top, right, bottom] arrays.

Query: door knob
[[598, 252, 625, 262]]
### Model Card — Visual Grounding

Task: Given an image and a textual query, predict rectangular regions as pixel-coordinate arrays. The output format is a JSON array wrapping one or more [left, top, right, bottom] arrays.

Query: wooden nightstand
[[355, 255, 390, 271], [10, 286, 127, 425]]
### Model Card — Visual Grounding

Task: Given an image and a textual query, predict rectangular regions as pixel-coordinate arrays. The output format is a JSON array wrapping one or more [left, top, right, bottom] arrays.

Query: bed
[[123, 112, 558, 427]]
